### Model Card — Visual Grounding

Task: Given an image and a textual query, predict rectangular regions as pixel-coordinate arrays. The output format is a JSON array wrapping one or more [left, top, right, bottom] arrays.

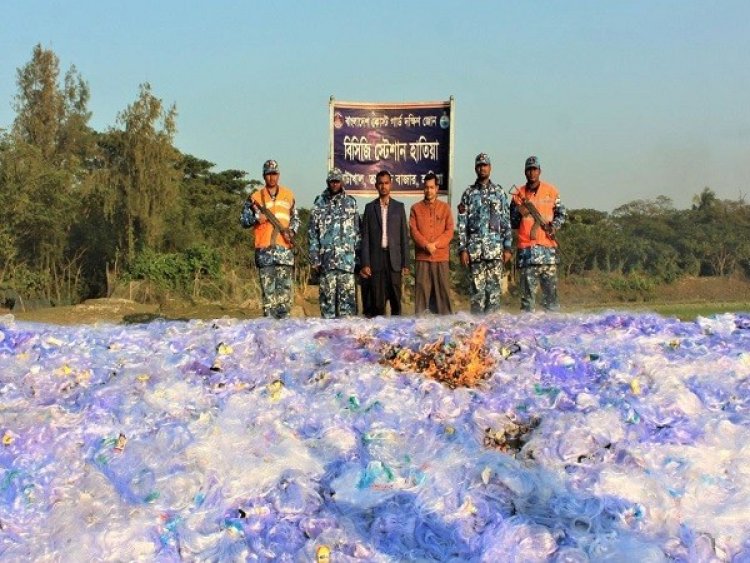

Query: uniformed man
[[457, 153, 513, 313], [308, 168, 361, 318], [240, 159, 300, 319], [510, 155, 566, 311]]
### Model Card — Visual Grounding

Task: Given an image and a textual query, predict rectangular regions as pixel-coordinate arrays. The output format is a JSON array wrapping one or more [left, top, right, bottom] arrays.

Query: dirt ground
[[5, 275, 748, 325]]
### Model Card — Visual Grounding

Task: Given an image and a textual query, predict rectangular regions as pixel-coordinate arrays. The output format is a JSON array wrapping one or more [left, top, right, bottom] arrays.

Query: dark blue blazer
[[361, 198, 409, 272]]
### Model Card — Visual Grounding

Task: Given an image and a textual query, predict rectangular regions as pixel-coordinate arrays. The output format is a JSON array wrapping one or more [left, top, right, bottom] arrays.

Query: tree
[[12, 44, 91, 164], [688, 190, 750, 276], [692, 187, 718, 213], [176, 154, 249, 260], [557, 209, 609, 276], [2, 46, 97, 300], [609, 196, 684, 279], [612, 195, 675, 219], [110, 83, 180, 260]]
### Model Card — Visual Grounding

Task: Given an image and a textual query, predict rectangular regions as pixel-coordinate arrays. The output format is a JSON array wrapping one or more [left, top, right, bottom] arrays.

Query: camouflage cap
[[475, 153, 491, 166], [263, 159, 280, 175], [525, 156, 541, 170], [327, 168, 343, 182]]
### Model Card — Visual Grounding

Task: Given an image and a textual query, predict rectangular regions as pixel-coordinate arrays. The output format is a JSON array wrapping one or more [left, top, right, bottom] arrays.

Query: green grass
[[571, 302, 750, 321], [643, 302, 750, 321]]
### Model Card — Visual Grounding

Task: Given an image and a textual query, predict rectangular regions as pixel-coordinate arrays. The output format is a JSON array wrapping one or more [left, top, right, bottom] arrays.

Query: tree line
[[1, 45, 748, 308]]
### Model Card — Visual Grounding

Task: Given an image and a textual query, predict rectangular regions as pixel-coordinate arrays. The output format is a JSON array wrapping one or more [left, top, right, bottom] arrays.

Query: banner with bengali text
[[329, 99, 453, 196]]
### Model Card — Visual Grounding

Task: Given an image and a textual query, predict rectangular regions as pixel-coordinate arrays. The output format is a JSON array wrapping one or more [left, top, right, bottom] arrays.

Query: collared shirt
[[380, 199, 389, 248]]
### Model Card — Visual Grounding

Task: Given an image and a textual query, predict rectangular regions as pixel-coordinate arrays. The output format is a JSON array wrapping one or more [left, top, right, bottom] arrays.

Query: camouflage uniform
[[510, 163, 567, 312], [240, 190, 300, 319], [515, 250, 562, 312], [308, 182, 361, 318], [457, 180, 512, 313]]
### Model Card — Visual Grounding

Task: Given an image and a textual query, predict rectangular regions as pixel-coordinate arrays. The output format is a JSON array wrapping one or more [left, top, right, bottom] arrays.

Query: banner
[[329, 99, 453, 196]]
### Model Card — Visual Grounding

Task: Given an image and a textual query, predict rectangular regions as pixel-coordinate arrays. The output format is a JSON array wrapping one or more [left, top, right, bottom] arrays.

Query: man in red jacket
[[409, 173, 455, 314]]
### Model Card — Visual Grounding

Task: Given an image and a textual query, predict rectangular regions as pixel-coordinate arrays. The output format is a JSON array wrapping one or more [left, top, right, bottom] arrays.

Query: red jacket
[[409, 199, 454, 262]]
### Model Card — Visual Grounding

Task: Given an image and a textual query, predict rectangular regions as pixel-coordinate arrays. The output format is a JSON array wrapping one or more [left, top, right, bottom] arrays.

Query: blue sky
[[2, 1, 748, 211]]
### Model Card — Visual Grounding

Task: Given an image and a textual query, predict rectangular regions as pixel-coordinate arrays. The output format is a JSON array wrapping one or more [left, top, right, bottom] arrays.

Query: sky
[[1, 0, 749, 211]]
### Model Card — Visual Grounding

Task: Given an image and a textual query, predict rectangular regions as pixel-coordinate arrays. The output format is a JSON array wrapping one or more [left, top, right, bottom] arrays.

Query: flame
[[381, 325, 495, 388]]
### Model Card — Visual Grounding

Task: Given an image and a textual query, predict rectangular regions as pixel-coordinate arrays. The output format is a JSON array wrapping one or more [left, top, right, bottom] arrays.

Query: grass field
[[571, 301, 750, 321], [7, 275, 749, 324]]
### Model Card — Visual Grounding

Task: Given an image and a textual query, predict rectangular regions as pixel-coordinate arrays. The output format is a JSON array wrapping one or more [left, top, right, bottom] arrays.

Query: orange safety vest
[[250, 186, 295, 249], [512, 181, 559, 249]]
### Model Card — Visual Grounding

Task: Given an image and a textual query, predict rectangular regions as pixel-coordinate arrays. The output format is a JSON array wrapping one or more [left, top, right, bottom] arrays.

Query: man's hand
[[402, 267, 409, 276], [460, 250, 470, 268], [281, 229, 294, 244], [426, 242, 437, 255], [503, 249, 513, 264], [249, 199, 267, 222], [360, 266, 372, 278]]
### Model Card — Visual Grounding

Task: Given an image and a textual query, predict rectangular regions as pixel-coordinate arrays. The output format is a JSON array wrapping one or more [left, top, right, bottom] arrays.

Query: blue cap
[[525, 156, 541, 170], [263, 159, 279, 175], [475, 153, 491, 166], [327, 168, 343, 182]]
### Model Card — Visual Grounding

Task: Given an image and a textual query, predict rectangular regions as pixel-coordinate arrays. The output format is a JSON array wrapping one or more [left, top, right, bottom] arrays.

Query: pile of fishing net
[[1, 311, 750, 561]]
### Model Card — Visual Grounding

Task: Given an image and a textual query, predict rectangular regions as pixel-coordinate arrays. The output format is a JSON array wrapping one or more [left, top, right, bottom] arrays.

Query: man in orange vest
[[510, 156, 567, 312], [240, 159, 300, 318]]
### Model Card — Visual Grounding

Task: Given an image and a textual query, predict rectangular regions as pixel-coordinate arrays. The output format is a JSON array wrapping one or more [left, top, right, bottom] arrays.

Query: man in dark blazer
[[360, 170, 409, 317]]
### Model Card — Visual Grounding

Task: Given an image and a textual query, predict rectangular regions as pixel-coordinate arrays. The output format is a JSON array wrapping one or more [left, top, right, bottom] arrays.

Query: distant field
[[558, 275, 750, 320], [570, 301, 750, 321], [7, 275, 749, 324]]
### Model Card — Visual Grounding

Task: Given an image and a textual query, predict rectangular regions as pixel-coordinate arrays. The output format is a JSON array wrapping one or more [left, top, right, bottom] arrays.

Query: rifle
[[248, 190, 295, 249], [511, 186, 561, 251]]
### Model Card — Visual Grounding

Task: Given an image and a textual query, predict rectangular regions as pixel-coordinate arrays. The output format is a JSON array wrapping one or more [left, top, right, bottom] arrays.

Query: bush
[[606, 272, 657, 302], [125, 245, 222, 295], [7, 264, 51, 299]]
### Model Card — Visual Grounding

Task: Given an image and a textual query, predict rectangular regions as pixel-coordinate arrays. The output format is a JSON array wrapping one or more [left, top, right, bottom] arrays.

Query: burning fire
[[381, 325, 495, 388]]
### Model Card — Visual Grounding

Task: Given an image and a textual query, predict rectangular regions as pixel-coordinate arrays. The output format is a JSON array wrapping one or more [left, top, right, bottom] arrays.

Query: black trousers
[[364, 248, 402, 317]]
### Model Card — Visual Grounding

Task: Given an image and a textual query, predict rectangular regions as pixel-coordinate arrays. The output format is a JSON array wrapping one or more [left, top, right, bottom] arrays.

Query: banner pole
[[328, 96, 335, 171], [448, 95, 455, 208]]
